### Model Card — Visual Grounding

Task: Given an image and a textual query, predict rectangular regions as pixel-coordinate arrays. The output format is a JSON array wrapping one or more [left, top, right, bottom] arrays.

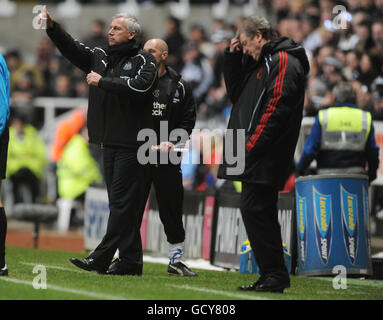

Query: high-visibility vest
[[318, 106, 371, 152], [57, 134, 102, 200], [6, 125, 47, 179]]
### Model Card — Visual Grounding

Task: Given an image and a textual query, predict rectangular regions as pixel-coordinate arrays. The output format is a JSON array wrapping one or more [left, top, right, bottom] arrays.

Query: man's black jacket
[[149, 66, 196, 164], [47, 22, 157, 149], [218, 37, 310, 189], [161, 66, 196, 139]]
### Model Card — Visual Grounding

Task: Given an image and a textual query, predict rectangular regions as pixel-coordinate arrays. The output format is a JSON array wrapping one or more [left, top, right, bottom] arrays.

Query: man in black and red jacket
[[218, 16, 310, 293], [39, 6, 157, 275]]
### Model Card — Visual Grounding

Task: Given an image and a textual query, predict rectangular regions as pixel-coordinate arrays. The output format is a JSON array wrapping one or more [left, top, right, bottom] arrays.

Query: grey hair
[[236, 15, 279, 40], [332, 82, 356, 104], [112, 13, 141, 37]]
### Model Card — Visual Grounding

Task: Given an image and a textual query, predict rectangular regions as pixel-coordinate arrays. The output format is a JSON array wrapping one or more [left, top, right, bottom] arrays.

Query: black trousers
[[128, 163, 185, 246], [89, 147, 143, 267], [9, 168, 40, 203], [240, 182, 289, 281]]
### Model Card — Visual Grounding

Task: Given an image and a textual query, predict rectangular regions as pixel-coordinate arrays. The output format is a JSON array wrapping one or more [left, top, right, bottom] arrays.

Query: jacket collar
[[330, 103, 358, 108], [106, 39, 140, 64], [165, 65, 181, 82]]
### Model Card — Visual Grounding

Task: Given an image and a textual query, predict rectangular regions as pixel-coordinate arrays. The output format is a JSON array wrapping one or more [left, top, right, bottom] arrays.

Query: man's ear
[[162, 51, 169, 61], [255, 30, 262, 43], [128, 31, 136, 40]]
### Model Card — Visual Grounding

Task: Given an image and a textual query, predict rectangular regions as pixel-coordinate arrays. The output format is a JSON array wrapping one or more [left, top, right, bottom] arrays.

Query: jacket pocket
[[247, 87, 266, 133]]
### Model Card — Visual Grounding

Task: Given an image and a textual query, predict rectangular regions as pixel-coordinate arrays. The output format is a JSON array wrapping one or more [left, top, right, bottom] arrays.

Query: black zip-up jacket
[[162, 66, 196, 139], [218, 37, 310, 189], [150, 66, 196, 164], [46, 22, 157, 149]]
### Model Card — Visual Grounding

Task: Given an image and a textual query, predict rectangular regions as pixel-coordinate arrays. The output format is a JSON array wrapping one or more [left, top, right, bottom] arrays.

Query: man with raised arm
[[38, 6, 157, 275]]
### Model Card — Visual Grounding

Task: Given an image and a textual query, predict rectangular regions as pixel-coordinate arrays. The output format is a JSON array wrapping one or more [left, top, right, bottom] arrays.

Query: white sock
[[168, 242, 184, 264]]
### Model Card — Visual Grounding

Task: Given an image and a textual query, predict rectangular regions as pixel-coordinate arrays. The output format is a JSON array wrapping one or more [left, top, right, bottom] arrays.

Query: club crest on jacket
[[123, 62, 132, 71]]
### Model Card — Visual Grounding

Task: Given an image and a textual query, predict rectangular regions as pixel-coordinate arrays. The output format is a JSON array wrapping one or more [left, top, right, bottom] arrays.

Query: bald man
[[109, 39, 197, 276]]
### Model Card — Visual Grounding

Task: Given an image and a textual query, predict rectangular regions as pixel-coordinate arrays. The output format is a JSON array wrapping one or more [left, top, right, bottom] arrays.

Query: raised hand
[[38, 5, 53, 29], [229, 38, 242, 53]]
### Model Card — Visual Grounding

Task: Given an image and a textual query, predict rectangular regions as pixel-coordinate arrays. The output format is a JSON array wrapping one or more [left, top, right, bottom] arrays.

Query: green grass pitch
[[0, 246, 382, 300]]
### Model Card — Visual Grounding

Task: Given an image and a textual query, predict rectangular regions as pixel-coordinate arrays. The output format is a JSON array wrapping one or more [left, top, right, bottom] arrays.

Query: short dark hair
[[333, 82, 356, 104]]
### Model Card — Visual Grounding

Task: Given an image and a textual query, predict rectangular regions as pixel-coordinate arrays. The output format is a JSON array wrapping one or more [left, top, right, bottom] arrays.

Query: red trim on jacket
[[246, 51, 288, 152]]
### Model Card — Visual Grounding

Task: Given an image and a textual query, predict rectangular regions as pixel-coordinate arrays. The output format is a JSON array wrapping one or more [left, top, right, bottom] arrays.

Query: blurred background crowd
[[1, 0, 383, 228]]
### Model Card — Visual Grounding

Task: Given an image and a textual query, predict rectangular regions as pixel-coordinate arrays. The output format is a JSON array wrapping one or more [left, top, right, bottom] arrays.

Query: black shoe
[[238, 276, 265, 291], [168, 261, 197, 277], [106, 258, 142, 276], [0, 264, 8, 276], [69, 257, 108, 274], [254, 276, 290, 293]]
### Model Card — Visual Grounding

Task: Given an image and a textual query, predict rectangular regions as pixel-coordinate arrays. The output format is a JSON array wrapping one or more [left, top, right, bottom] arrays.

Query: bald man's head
[[143, 38, 169, 65]]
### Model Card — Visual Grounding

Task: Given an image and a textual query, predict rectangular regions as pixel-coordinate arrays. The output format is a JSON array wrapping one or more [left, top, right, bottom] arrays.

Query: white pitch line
[[0, 277, 128, 300], [168, 284, 272, 300], [21, 262, 85, 273]]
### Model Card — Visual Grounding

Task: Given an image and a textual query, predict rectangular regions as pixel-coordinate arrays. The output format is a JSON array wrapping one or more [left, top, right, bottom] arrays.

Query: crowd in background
[[2, 0, 383, 215]]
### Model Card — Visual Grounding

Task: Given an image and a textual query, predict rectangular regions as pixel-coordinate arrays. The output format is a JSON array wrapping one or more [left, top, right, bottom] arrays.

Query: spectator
[[181, 42, 213, 106], [50, 107, 87, 164], [55, 114, 102, 232], [315, 45, 335, 76], [210, 29, 234, 88], [297, 81, 379, 183], [199, 78, 230, 119], [372, 0, 383, 19], [371, 19, 383, 51], [337, 19, 360, 52], [343, 50, 360, 80], [163, 16, 185, 73], [271, 0, 291, 21], [74, 80, 89, 98], [11, 72, 37, 105], [49, 74, 76, 97], [82, 19, 108, 48], [353, 19, 375, 54], [357, 53, 380, 88], [188, 23, 214, 59], [277, 14, 305, 44], [41, 55, 63, 96], [370, 76, 383, 120], [320, 56, 346, 90], [354, 80, 373, 111], [35, 37, 56, 93], [301, 12, 321, 53], [6, 114, 47, 203], [4, 50, 44, 92], [180, 142, 199, 191], [305, 77, 328, 115], [56, 125, 103, 203]]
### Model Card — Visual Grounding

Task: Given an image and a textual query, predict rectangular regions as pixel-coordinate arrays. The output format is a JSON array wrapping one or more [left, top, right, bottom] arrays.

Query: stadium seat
[[12, 203, 58, 249]]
